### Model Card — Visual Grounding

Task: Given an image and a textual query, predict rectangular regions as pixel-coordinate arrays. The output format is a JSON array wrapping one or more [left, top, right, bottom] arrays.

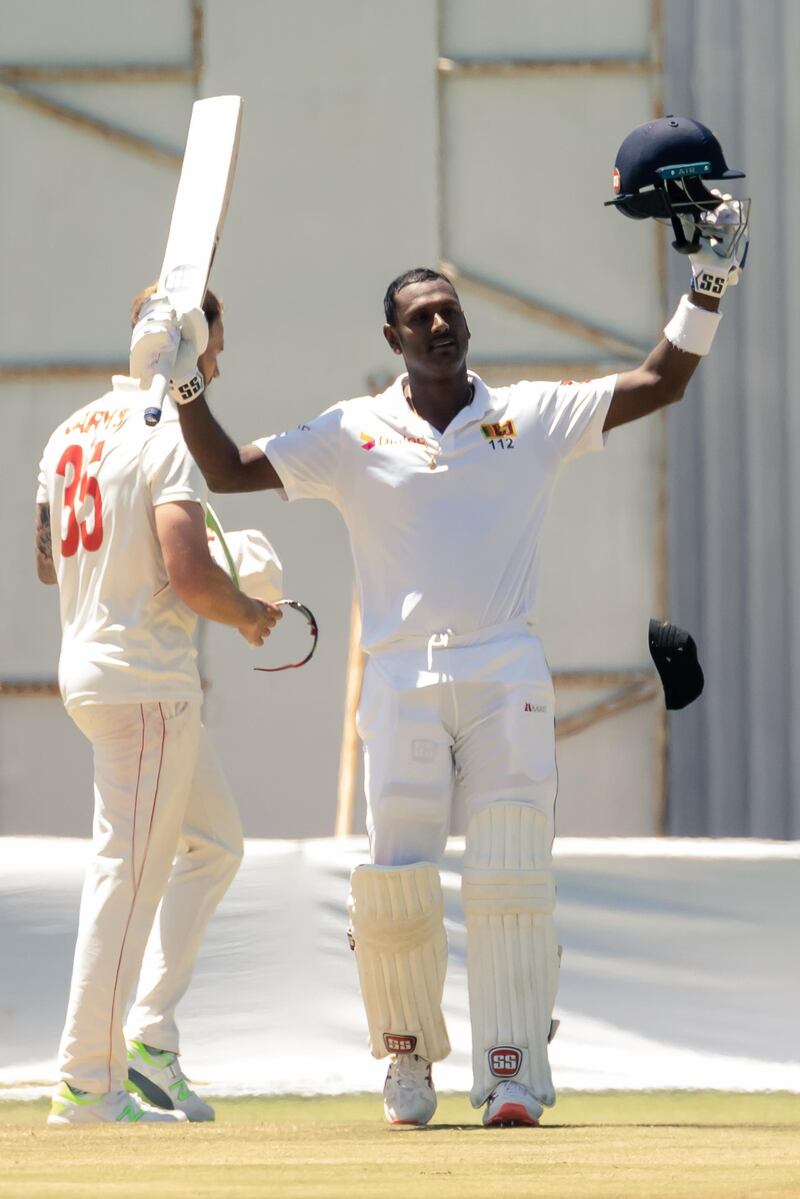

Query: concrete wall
[[2, 1, 668, 837]]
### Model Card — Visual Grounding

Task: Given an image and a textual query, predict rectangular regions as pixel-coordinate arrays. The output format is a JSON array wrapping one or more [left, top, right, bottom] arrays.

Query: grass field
[[1, 1091, 798, 1199]]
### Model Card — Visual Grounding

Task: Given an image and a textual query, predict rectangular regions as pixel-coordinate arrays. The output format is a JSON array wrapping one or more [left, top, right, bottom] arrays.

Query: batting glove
[[169, 336, 206, 405], [129, 294, 179, 387], [684, 190, 750, 299], [167, 306, 209, 405]]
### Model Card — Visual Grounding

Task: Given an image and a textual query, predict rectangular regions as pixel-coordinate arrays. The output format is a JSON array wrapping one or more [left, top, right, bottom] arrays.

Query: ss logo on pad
[[488, 1046, 522, 1077]]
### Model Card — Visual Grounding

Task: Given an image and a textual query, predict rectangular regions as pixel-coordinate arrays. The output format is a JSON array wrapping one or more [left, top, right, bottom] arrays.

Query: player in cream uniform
[[161, 179, 745, 1126], [36, 292, 279, 1125]]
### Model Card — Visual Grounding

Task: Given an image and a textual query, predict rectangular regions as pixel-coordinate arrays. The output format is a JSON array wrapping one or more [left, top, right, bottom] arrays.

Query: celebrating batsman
[[149, 116, 748, 1126], [36, 288, 280, 1125]]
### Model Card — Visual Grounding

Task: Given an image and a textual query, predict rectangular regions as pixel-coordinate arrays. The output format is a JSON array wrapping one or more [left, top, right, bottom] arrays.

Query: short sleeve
[[141, 422, 207, 508], [525, 374, 617, 464], [36, 451, 48, 504], [253, 403, 344, 503]]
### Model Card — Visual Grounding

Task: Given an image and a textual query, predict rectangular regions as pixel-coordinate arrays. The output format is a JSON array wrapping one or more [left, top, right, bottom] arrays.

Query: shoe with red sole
[[482, 1080, 543, 1127]]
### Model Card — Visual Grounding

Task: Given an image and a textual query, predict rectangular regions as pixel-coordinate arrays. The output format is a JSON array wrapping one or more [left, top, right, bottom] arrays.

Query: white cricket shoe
[[126, 1040, 215, 1122], [47, 1081, 187, 1125], [482, 1080, 543, 1127], [383, 1054, 437, 1125]]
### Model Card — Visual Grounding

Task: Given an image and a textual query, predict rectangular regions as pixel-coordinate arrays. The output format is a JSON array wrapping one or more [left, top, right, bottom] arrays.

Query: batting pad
[[348, 862, 451, 1063], [463, 803, 559, 1108]]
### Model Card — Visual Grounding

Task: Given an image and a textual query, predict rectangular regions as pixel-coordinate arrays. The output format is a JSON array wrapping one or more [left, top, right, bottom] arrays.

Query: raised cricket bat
[[144, 94, 243, 425]]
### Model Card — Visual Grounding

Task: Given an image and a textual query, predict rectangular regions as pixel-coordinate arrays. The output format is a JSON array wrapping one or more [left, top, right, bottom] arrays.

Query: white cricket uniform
[[259, 368, 614, 1107], [257, 369, 614, 1105], [37, 379, 242, 1093], [256, 370, 615, 861]]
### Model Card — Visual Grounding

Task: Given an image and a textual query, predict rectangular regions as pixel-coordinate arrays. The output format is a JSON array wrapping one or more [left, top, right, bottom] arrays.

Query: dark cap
[[648, 618, 705, 710]]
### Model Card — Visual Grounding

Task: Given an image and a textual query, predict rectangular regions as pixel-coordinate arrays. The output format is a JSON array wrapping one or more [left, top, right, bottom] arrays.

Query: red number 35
[[55, 442, 105, 556]]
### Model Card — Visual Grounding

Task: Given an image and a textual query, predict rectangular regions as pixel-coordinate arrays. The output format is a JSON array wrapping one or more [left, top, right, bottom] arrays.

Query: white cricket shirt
[[257, 370, 615, 683], [37, 379, 207, 709]]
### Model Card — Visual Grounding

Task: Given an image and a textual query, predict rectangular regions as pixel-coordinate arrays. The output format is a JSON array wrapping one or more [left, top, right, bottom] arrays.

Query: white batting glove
[[129, 294, 179, 387], [167, 306, 209, 405], [158, 306, 209, 405], [169, 337, 205, 405], [685, 190, 750, 299]]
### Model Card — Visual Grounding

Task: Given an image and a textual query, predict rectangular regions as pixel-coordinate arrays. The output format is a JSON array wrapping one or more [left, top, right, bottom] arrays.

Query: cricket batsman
[[37, 289, 280, 1124], [140, 117, 749, 1126]]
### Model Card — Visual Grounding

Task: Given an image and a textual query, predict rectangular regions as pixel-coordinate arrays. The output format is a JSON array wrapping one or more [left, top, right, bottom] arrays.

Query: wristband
[[663, 294, 722, 357]]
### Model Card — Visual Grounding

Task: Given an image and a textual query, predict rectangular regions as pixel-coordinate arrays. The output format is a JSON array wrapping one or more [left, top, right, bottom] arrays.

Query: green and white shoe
[[48, 1080, 187, 1125], [126, 1040, 215, 1122]]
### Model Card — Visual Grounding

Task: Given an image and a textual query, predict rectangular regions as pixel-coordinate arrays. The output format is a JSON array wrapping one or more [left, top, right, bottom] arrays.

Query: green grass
[[1, 1092, 798, 1199]]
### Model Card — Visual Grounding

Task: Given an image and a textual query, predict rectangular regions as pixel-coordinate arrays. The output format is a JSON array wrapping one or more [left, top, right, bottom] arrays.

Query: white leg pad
[[463, 804, 560, 1108], [348, 862, 451, 1063]]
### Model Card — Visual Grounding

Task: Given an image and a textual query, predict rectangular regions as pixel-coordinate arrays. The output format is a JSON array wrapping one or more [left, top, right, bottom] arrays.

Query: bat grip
[[143, 372, 170, 426]]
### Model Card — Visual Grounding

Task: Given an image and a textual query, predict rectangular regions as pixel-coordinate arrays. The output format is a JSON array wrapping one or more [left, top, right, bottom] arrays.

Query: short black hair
[[383, 267, 458, 326]]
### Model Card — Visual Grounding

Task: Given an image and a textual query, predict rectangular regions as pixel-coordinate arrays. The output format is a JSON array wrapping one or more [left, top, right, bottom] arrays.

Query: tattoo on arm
[[35, 502, 57, 584]]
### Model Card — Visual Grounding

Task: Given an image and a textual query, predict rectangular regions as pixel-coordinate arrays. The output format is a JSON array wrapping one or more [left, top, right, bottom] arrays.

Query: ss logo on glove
[[696, 270, 726, 296]]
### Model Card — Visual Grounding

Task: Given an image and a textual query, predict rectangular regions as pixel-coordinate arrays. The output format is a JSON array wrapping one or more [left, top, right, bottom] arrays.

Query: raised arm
[[604, 289, 719, 432], [130, 293, 284, 494], [177, 396, 284, 493], [603, 173, 749, 433]]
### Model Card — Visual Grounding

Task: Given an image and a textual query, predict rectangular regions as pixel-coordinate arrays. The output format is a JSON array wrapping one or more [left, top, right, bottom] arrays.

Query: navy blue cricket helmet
[[606, 115, 745, 223]]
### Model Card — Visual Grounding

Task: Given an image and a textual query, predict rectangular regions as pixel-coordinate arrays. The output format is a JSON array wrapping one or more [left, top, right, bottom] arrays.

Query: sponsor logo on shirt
[[524, 702, 548, 714], [481, 420, 517, 441], [359, 431, 427, 451]]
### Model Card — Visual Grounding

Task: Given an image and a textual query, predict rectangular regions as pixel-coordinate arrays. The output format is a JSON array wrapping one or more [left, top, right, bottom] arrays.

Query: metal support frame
[[437, 56, 656, 79], [0, 362, 126, 382], [334, 0, 667, 836], [0, 1, 201, 384], [440, 261, 647, 361]]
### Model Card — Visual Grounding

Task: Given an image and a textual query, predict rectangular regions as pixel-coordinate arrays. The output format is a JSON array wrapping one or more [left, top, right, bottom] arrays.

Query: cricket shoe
[[126, 1039, 214, 1122], [47, 1081, 187, 1125], [482, 1080, 543, 1127], [383, 1053, 437, 1126]]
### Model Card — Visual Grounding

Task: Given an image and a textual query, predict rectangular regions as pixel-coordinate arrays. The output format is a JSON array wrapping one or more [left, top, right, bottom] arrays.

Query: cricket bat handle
[[143, 372, 169, 426]]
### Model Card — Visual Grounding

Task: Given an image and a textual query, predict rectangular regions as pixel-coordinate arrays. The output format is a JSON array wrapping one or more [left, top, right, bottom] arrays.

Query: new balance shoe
[[126, 1040, 214, 1122], [383, 1054, 437, 1126], [47, 1081, 187, 1125], [482, 1080, 543, 1127]]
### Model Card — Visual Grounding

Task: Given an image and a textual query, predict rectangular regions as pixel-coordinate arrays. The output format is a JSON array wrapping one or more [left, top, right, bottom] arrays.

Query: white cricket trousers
[[357, 651, 558, 866], [58, 700, 242, 1093]]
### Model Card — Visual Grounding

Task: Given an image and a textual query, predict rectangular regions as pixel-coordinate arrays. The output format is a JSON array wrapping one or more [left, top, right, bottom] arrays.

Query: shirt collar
[[382, 370, 492, 430], [111, 376, 179, 421]]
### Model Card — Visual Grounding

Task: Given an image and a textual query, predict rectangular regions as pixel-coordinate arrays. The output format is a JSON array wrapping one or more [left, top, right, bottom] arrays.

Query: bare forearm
[[605, 288, 722, 431], [642, 286, 722, 400], [178, 397, 245, 490], [172, 557, 260, 627], [178, 397, 282, 492]]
